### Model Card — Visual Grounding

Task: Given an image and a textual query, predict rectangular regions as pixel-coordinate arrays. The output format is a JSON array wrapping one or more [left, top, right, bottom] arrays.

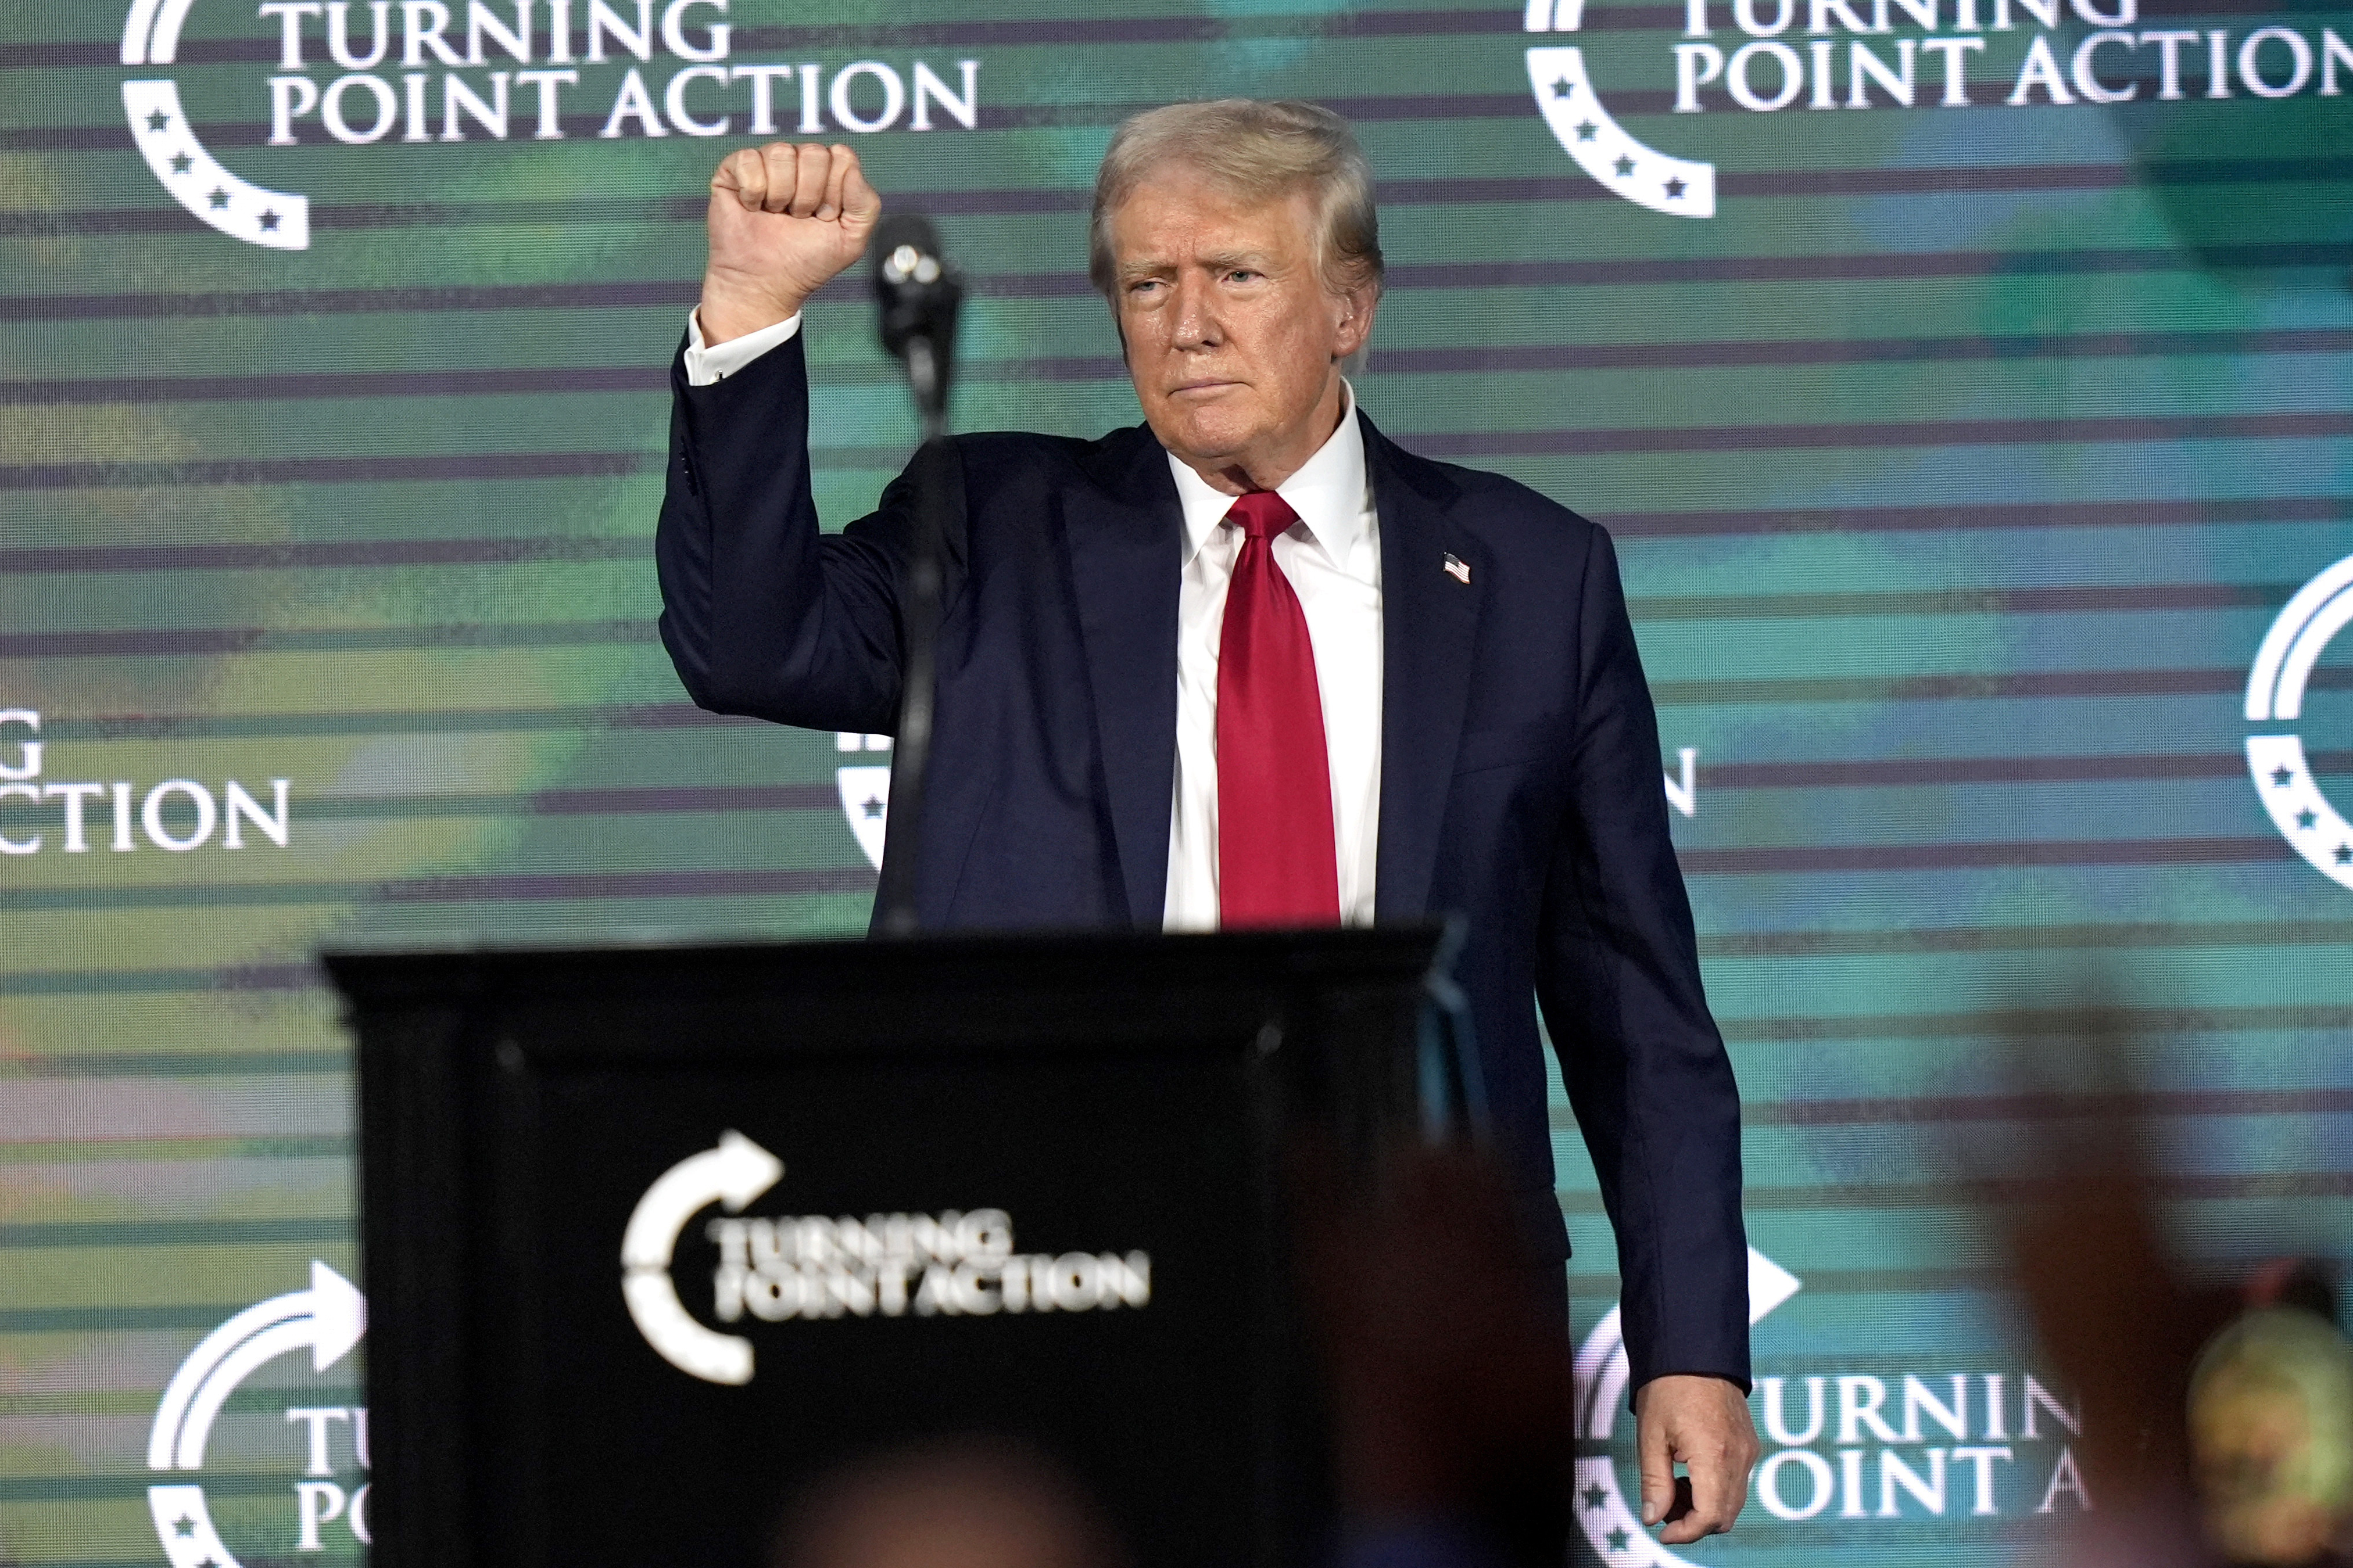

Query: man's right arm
[[656, 142, 911, 733]]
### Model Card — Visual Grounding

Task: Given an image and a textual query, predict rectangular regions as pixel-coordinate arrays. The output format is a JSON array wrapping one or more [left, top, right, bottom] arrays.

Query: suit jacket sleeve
[[1534, 523, 1750, 1396], [654, 329, 966, 734]]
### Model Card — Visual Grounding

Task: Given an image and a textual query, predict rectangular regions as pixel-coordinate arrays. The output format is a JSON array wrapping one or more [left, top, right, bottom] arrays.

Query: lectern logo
[[624, 1131, 1155, 1386], [145, 1261, 371, 1566], [2246, 552, 2353, 892], [622, 1130, 786, 1384]]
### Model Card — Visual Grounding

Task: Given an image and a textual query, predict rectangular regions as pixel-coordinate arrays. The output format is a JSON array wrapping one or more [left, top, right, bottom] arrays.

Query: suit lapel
[[1366, 415, 1481, 921], [1065, 426, 1184, 927]]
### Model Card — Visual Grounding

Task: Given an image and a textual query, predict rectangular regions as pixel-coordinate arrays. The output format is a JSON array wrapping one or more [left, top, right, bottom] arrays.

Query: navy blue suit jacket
[[656, 333, 1749, 1391]]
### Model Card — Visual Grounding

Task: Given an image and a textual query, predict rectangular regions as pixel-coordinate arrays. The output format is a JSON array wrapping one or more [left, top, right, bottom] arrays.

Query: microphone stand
[[871, 221, 961, 936]]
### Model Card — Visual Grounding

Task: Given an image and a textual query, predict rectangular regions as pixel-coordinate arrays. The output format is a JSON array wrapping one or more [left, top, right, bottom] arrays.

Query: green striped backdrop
[[2, 0, 2348, 1562]]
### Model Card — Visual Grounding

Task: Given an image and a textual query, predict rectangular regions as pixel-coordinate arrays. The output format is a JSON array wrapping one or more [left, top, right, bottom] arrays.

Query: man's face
[[1107, 170, 1374, 490]]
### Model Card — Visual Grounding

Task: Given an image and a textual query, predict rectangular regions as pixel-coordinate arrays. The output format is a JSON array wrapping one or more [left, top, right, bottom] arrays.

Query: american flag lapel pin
[[1443, 552, 1471, 585]]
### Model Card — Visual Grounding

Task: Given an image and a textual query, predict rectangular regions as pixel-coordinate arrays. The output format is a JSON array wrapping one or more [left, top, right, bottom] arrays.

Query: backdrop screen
[[2, 0, 2348, 1563]]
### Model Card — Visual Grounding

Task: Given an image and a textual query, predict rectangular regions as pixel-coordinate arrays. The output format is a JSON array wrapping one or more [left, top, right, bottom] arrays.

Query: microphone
[[870, 213, 963, 431], [868, 213, 964, 936]]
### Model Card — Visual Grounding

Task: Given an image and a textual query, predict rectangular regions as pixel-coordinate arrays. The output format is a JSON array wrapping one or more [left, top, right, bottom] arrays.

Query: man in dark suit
[[657, 101, 1759, 1541]]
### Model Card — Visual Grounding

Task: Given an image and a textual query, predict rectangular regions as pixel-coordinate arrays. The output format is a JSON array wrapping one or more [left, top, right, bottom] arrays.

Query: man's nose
[[1169, 275, 1220, 351]]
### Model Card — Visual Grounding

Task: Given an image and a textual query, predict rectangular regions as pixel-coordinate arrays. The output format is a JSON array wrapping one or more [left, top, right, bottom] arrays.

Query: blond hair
[[1087, 99, 1384, 302]]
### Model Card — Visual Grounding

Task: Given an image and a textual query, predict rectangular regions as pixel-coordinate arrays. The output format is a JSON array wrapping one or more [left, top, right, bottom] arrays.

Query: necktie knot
[[1224, 490, 1299, 543]]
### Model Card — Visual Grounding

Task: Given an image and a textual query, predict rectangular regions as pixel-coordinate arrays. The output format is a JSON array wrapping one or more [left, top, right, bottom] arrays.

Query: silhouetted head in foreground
[[771, 1439, 1129, 1568], [2190, 1307, 2353, 1567]]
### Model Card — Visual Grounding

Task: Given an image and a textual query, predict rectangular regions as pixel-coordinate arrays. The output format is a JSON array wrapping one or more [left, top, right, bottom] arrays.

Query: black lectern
[[329, 927, 1465, 1568]]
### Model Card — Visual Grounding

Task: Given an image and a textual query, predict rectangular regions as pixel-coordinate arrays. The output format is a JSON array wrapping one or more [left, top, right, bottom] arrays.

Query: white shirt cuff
[[683, 308, 802, 386]]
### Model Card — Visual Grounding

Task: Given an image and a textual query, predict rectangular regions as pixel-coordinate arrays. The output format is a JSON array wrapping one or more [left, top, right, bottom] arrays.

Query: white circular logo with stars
[[1573, 1248, 1799, 1565], [121, 0, 310, 250], [1523, 0, 1717, 217], [146, 1261, 368, 1566], [2247, 552, 2353, 893]]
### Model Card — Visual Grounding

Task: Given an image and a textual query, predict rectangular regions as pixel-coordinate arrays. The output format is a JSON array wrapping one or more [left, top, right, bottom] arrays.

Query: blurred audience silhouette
[[770, 1440, 1129, 1568], [1994, 1007, 2350, 1568]]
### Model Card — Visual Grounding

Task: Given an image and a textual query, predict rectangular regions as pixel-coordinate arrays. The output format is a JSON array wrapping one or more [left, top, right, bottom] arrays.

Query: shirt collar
[[1167, 382, 1367, 570]]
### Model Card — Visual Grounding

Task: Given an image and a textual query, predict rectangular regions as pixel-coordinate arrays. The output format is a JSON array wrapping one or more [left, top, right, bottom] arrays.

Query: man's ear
[[1331, 284, 1379, 362]]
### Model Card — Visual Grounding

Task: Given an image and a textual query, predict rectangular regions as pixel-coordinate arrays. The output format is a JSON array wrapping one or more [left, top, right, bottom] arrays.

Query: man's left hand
[[1632, 1373, 1760, 1543]]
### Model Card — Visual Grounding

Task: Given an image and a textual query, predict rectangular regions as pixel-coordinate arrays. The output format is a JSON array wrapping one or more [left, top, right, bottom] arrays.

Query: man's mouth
[[1170, 379, 1239, 396]]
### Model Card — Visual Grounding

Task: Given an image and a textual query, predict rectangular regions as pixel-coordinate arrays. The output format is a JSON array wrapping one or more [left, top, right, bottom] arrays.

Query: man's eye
[[1226, 270, 1258, 283]]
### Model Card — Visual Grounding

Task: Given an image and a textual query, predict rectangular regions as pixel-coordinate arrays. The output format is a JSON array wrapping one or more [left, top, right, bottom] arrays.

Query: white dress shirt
[[1162, 394, 1383, 930], [684, 307, 803, 383], [683, 311, 1385, 930]]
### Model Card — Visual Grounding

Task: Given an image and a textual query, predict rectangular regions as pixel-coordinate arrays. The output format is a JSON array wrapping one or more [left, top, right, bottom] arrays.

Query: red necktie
[[1216, 490, 1341, 928]]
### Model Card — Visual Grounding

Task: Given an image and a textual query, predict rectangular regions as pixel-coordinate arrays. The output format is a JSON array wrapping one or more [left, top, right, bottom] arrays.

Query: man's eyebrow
[[1114, 247, 1278, 283]]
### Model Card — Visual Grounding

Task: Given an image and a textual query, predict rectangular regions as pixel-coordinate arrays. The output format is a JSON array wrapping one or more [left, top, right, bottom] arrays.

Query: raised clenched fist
[[700, 142, 881, 346]]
